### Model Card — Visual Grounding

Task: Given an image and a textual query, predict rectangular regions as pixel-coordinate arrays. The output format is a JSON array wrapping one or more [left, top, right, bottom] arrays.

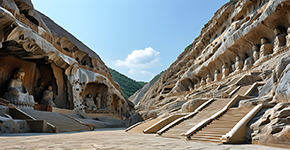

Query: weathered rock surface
[[129, 71, 163, 105], [181, 99, 207, 113], [0, 105, 30, 133], [274, 62, 290, 103], [251, 103, 290, 145], [127, 113, 144, 127], [131, 0, 290, 146], [0, 0, 132, 119]]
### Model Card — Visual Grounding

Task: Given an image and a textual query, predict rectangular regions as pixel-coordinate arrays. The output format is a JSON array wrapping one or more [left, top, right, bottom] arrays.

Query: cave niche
[[82, 82, 108, 109]]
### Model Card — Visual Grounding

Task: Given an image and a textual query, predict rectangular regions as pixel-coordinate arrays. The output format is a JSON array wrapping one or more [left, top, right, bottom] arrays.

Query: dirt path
[[0, 128, 286, 150]]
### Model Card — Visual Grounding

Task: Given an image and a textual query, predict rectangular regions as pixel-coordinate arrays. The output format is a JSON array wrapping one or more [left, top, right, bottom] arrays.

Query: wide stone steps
[[189, 107, 253, 143], [231, 85, 252, 97], [128, 118, 163, 133], [21, 109, 91, 132], [161, 99, 231, 138]]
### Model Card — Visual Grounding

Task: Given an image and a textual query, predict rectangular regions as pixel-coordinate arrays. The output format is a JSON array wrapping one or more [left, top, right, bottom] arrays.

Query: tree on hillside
[[109, 68, 147, 100]]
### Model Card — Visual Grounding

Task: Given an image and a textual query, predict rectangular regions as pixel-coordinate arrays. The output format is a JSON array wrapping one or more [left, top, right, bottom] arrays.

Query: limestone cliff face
[[129, 71, 164, 105], [0, 0, 132, 118], [137, 0, 290, 110], [135, 0, 290, 144]]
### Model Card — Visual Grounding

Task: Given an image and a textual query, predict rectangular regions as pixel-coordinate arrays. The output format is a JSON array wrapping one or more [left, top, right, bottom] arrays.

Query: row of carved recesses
[[182, 3, 290, 91], [138, 0, 274, 102], [2, 4, 112, 77], [114, 0, 239, 97], [181, 0, 269, 71], [158, 1, 290, 95]]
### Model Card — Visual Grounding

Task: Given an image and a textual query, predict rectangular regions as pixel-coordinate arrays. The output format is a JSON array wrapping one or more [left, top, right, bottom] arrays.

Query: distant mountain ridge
[[109, 68, 147, 100]]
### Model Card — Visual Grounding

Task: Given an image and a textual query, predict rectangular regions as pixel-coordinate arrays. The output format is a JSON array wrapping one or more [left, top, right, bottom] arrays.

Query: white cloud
[[115, 47, 162, 71]]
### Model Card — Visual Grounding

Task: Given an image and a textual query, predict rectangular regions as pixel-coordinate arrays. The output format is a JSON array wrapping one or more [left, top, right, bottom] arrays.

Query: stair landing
[[21, 109, 92, 132]]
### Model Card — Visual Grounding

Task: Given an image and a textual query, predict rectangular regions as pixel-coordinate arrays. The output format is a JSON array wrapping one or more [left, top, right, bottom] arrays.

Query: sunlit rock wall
[[0, 0, 132, 118], [134, 0, 290, 144]]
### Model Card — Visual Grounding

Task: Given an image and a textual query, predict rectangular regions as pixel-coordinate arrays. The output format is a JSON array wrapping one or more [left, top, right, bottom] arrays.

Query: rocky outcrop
[[133, 0, 290, 146], [136, 0, 290, 111], [0, 105, 30, 133], [129, 71, 164, 105], [251, 103, 290, 145], [0, 0, 132, 118]]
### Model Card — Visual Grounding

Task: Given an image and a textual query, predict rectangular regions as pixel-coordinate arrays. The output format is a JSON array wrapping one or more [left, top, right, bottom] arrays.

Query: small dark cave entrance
[[180, 78, 195, 91]]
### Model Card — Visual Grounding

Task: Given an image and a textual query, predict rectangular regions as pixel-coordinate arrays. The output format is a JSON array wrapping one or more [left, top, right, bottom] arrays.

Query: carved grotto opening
[[0, 50, 71, 109], [82, 82, 108, 109]]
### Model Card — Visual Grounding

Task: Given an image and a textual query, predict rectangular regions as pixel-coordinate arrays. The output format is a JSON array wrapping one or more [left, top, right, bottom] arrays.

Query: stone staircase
[[127, 118, 163, 133], [161, 99, 231, 139], [188, 106, 254, 143], [231, 84, 253, 98], [21, 109, 92, 132]]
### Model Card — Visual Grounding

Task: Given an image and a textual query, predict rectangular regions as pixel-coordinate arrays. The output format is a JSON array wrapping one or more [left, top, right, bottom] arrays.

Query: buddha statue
[[194, 84, 198, 90], [214, 69, 222, 82], [95, 93, 101, 110], [4, 69, 35, 108], [286, 27, 290, 47], [222, 63, 230, 79], [40, 85, 55, 106], [200, 78, 206, 87], [232, 64, 236, 73], [273, 28, 286, 54], [243, 57, 254, 70], [33, 79, 44, 103], [252, 45, 260, 62], [259, 38, 273, 58], [83, 93, 97, 110], [206, 74, 212, 84], [234, 56, 243, 72]]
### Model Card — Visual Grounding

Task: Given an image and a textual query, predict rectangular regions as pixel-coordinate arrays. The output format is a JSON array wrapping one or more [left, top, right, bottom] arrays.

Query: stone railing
[[157, 99, 214, 135], [221, 104, 263, 143], [183, 95, 253, 138]]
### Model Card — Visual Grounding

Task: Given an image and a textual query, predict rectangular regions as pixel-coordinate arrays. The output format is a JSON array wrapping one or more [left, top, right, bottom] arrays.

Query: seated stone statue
[[206, 74, 212, 84], [40, 85, 55, 106], [33, 79, 44, 104], [4, 69, 35, 108], [214, 69, 222, 82], [234, 56, 243, 72], [252, 45, 260, 62], [194, 84, 198, 90], [95, 93, 101, 110], [231, 64, 236, 73], [259, 38, 273, 58], [286, 27, 290, 47], [222, 63, 230, 79], [243, 57, 254, 70], [83, 93, 97, 110], [200, 78, 206, 86], [273, 28, 286, 54]]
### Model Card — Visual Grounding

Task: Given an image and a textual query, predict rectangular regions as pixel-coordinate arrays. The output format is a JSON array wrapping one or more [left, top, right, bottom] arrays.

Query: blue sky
[[31, 0, 229, 82]]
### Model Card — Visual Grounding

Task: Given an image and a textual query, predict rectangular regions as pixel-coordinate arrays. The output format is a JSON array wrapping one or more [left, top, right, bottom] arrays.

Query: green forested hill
[[109, 68, 147, 100]]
